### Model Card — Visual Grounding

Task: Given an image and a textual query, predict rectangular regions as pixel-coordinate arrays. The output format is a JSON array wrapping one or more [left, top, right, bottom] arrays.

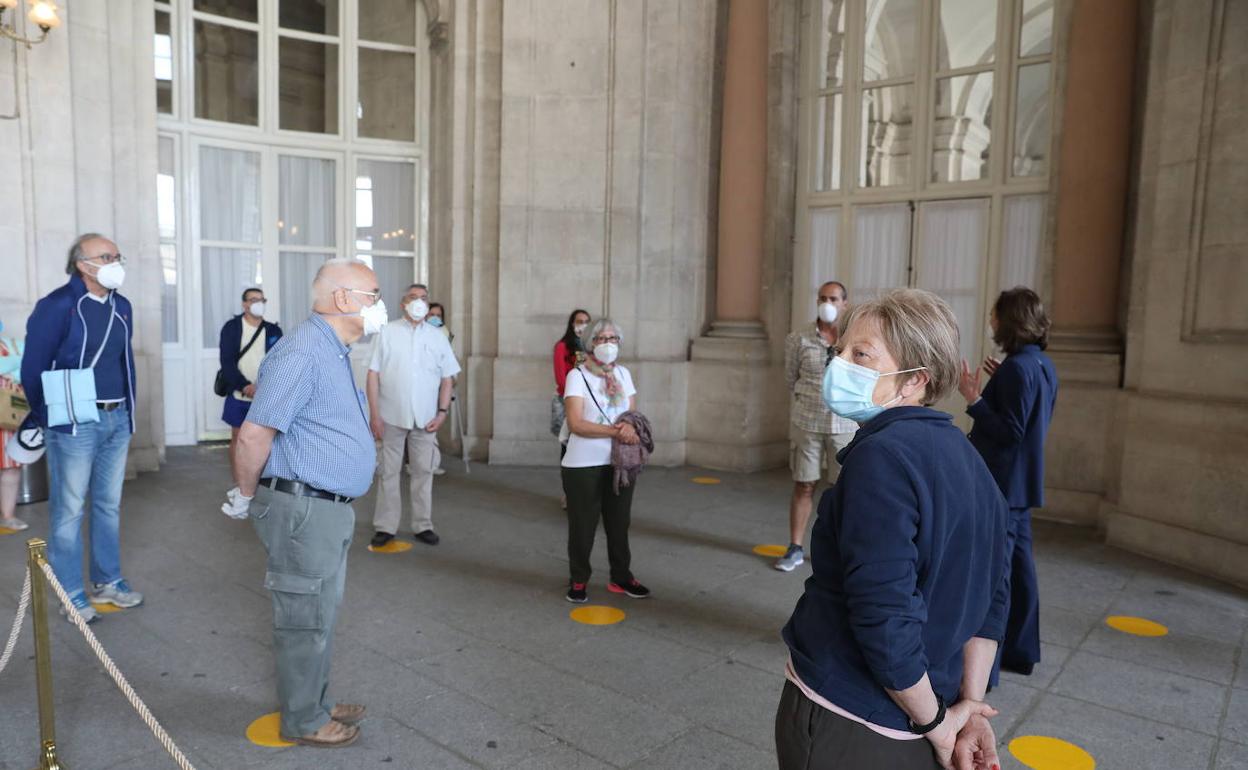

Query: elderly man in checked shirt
[[774, 281, 858, 573], [222, 258, 383, 749]]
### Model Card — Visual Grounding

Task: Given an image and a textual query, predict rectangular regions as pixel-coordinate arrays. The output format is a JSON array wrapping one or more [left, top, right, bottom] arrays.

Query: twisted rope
[[38, 561, 197, 770], [0, 566, 31, 676]]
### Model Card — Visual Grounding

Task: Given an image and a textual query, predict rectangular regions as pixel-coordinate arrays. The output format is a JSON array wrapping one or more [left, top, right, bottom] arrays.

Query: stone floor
[[0, 445, 1246, 769]]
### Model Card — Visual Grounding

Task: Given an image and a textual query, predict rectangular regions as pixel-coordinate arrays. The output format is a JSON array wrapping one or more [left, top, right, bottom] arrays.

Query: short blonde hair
[[840, 288, 961, 405]]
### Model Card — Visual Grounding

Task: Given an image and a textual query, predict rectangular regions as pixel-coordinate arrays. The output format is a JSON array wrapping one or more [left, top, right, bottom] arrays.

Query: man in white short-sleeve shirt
[[366, 283, 460, 548]]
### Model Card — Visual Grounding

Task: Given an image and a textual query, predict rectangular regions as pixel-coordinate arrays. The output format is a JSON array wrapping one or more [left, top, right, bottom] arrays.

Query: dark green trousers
[[561, 465, 635, 584]]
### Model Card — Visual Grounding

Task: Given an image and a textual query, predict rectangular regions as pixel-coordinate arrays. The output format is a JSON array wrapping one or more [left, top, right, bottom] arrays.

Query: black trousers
[[561, 464, 634, 584], [775, 681, 941, 769], [1000, 506, 1042, 672]]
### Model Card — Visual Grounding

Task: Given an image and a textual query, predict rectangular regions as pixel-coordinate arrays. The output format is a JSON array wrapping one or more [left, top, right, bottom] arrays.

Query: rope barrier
[[0, 566, 31, 676], [37, 561, 197, 770]]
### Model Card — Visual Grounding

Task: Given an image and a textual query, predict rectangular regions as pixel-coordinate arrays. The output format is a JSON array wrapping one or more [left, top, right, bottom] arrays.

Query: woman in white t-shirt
[[561, 318, 650, 604]]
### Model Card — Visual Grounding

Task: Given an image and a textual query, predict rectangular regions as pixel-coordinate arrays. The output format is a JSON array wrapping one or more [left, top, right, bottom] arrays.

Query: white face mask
[[89, 261, 126, 290], [573, 323, 588, 336], [818, 302, 838, 324], [593, 342, 619, 365], [248, 301, 266, 318], [361, 300, 389, 335], [406, 298, 429, 321]]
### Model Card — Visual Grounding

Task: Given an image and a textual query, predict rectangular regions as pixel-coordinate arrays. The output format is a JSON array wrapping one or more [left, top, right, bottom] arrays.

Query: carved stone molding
[[422, 0, 449, 53]]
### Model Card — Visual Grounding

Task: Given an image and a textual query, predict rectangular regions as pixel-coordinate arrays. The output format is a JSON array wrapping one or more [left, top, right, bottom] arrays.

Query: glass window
[[158, 137, 177, 240], [814, 94, 843, 191], [200, 146, 262, 242], [1013, 62, 1050, 177], [915, 198, 989, 364], [817, 0, 847, 89], [357, 48, 416, 141], [194, 0, 258, 23], [860, 84, 914, 187], [931, 72, 993, 183], [160, 243, 179, 343], [359, 0, 416, 47], [201, 247, 262, 346], [279, 156, 336, 247], [807, 207, 841, 300], [194, 21, 259, 125], [936, 0, 996, 70], [1019, 0, 1054, 57], [279, 38, 339, 134], [355, 160, 415, 251], [1001, 194, 1046, 290], [280, 0, 339, 35], [360, 255, 416, 320], [863, 0, 919, 82], [279, 252, 326, 331], [852, 203, 912, 299], [155, 9, 174, 115]]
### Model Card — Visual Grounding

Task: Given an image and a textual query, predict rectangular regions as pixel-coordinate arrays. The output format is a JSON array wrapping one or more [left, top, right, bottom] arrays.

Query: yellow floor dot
[[368, 540, 414, 554], [569, 605, 626, 625], [91, 602, 123, 614], [691, 476, 721, 485], [1105, 615, 1168, 637], [753, 544, 788, 558], [246, 712, 294, 747], [1009, 736, 1095, 770], [0, 528, 17, 536]]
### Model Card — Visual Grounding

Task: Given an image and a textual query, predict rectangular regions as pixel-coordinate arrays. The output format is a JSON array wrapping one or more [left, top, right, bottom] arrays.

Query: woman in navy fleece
[[960, 287, 1057, 682], [778, 289, 1009, 770]]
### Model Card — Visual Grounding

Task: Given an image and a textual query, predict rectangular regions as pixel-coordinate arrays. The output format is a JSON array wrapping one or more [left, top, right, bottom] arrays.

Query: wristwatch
[[437, 407, 448, 414], [908, 695, 946, 735]]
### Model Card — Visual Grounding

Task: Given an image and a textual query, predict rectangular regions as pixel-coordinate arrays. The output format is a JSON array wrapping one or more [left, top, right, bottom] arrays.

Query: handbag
[[549, 393, 565, 437], [40, 297, 117, 428], [214, 322, 265, 397]]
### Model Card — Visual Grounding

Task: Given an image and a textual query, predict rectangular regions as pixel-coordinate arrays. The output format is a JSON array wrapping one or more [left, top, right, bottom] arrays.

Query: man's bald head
[[312, 259, 378, 312], [66, 233, 119, 276]]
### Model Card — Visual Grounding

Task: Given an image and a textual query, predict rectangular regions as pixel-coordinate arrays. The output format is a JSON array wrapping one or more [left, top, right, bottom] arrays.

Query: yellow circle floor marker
[[246, 712, 294, 747], [691, 476, 721, 485], [0, 527, 18, 536], [91, 602, 123, 614], [1009, 736, 1095, 770], [569, 605, 626, 625], [753, 544, 789, 558], [1105, 615, 1168, 637], [368, 540, 414, 554]]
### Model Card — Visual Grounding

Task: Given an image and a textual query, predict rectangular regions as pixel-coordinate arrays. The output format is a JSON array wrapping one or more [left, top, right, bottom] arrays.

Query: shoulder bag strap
[[238, 322, 265, 359], [577, 368, 609, 424], [85, 297, 118, 370]]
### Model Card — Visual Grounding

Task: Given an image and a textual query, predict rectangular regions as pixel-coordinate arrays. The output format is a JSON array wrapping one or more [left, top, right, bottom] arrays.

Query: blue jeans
[[45, 407, 132, 599]]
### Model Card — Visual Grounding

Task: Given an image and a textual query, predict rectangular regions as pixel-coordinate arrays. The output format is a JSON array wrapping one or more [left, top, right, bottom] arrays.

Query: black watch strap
[[908, 695, 946, 735]]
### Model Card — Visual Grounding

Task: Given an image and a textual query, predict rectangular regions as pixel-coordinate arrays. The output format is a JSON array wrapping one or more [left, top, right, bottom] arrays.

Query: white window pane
[[852, 203, 911, 299], [357, 48, 416, 141], [1013, 62, 1051, 177], [160, 243, 178, 344], [860, 84, 914, 188], [931, 72, 993, 183], [1001, 194, 1046, 291], [280, 37, 339, 134], [1020, 0, 1054, 57], [936, 0, 996, 70], [808, 208, 841, 308], [369, 255, 416, 319], [359, 0, 416, 46], [915, 198, 989, 364], [279, 252, 327, 331], [201, 248, 262, 347], [200, 146, 261, 242], [158, 137, 177, 240], [863, 0, 919, 82], [280, 0, 339, 35], [814, 94, 843, 192], [818, 0, 847, 89], [194, 20, 258, 125], [279, 156, 336, 247], [155, 9, 173, 115], [194, 0, 257, 23], [355, 159, 415, 251]]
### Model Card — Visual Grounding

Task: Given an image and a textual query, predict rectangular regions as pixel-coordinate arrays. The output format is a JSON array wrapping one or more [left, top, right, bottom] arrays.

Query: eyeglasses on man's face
[[83, 253, 125, 266]]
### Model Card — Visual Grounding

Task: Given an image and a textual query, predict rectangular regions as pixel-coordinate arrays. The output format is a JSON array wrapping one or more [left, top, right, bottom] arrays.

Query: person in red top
[[553, 309, 590, 509]]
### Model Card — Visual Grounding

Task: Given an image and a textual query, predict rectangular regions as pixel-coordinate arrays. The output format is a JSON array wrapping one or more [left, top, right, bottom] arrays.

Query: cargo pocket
[[264, 571, 323, 630]]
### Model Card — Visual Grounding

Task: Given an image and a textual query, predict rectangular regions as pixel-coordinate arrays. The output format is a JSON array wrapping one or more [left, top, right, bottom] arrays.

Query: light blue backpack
[[40, 298, 117, 428]]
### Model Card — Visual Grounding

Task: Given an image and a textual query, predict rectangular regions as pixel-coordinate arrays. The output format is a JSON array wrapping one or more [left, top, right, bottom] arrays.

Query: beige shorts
[[789, 425, 856, 484]]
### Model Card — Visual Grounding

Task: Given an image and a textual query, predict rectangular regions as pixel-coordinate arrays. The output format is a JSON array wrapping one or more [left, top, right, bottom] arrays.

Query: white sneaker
[[432, 466, 446, 476], [0, 517, 28, 531], [773, 545, 805, 572], [91, 579, 144, 608], [60, 594, 100, 624]]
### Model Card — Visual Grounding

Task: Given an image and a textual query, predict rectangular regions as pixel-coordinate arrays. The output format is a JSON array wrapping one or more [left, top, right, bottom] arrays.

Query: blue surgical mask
[[427, 316, 444, 328], [822, 355, 926, 423]]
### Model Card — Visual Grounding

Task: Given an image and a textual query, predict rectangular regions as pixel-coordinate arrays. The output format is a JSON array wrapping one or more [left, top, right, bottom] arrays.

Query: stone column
[[707, 0, 767, 339]]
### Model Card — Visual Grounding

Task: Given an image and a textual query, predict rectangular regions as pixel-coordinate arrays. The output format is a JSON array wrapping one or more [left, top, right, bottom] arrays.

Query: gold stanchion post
[[26, 538, 65, 770]]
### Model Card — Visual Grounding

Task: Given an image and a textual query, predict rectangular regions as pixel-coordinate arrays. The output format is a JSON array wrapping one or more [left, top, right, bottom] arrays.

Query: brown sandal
[[285, 719, 359, 748], [331, 703, 366, 724]]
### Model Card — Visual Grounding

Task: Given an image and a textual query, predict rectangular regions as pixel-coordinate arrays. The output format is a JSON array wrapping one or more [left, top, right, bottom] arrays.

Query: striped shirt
[[785, 323, 858, 435], [246, 314, 376, 498]]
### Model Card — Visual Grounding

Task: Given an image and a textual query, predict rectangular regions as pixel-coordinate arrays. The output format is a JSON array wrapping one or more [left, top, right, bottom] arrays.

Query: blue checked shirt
[[246, 314, 376, 498]]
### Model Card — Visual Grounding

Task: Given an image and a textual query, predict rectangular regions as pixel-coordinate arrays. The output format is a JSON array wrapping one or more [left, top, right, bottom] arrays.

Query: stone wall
[[0, 1, 163, 474]]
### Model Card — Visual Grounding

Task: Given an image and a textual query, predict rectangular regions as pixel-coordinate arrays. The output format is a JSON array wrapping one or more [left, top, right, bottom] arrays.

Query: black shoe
[[566, 582, 588, 603], [1002, 660, 1035, 676], [414, 529, 440, 545], [607, 579, 651, 599], [370, 531, 394, 548]]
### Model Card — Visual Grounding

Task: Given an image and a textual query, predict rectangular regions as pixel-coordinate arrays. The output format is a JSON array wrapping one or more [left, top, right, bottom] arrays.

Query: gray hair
[[65, 232, 106, 275], [312, 257, 368, 301], [839, 288, 961, 405], [581, 317, 623, 351]]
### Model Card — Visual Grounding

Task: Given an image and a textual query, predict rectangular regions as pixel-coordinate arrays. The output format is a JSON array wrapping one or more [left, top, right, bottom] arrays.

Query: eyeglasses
[[336, 286, 381, 304], [83, 253, 125, 265], [593, 335, 621, 344]]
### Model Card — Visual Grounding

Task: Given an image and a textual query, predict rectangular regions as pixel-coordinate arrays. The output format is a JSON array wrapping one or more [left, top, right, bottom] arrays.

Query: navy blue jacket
[[218, 315, 282, 394], [782, 407, 1009, 732], [20, 274, 137, 435], [967, 345, 1058, 509]]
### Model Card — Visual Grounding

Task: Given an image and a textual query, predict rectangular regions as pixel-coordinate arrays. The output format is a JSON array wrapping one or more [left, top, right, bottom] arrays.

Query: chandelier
[[0, 0, 61, 48]]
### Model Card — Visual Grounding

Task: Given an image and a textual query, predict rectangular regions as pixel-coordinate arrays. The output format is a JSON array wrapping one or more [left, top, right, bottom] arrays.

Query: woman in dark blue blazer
[[779, 289, 1008, 770], [960, 287, 1058, 682]]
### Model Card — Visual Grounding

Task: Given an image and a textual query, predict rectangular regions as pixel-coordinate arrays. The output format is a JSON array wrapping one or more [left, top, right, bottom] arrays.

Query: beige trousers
[[372, 422, 440, 534]]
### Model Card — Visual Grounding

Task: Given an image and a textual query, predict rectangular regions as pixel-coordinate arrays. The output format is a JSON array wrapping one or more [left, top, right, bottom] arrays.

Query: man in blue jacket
[[219, 287, 282, 481], [21, 233, 143, 624]]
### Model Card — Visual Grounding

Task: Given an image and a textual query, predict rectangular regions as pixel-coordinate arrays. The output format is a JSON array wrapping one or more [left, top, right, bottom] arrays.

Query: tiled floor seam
[[384, 709, 495, 769], [1209, 622, 1248, 769]]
